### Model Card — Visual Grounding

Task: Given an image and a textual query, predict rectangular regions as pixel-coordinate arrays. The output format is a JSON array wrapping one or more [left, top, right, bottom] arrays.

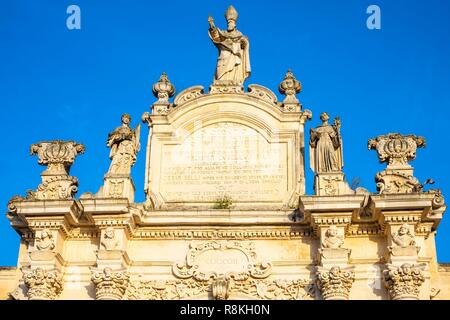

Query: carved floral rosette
[[172, 241, 272, 281], [29, 140, 85, 200], [316, 266, 355, 300], [22, 267, 63, 300], [383, 263, 425, 300], [91, 267, 130, 300]]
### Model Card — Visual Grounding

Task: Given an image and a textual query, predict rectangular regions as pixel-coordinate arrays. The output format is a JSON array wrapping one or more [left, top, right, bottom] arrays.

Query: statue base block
[[318, 248, 351, 267], [314, 173, 354, 196], [102, 175, 135, 203]]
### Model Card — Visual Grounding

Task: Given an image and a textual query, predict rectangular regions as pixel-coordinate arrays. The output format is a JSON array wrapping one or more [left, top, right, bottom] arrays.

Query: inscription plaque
[[159, 122, 288, 203]]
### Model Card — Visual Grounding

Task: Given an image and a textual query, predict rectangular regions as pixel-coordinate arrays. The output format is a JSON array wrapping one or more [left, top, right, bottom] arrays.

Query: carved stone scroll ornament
[[368, 133, 425, 194], [124, 278, 315, 300], [383, 263, 426, 300], [316, 266, 355, 300], [172, 241, 272, 281], [278, 69, 302, 111], [28, 140, 85, 200], [22, 267, 63, 300], [91, 267, 130, 300]]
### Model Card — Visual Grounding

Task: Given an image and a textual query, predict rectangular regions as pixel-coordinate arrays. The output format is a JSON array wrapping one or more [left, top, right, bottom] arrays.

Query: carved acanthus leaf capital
[[91, 267, 130, 300], [22, 267, 63, 300], [383, 263, 425, 300], [316, 266, 355, 300]]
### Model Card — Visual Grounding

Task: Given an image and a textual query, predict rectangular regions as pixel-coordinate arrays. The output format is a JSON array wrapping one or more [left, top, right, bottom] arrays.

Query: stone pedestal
[[314, 172, 354, 196], [102, 175, 135, 203]]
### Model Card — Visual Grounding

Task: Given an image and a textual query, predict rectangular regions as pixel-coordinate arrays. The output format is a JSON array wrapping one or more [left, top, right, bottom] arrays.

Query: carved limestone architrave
[[29, 140, 85, 200], [91, 267, 130, 300], [124, 277, 316, 300], [383, 263, 426, 300], [172, 240, 272, 281], [368, 133, 425, 194], [316, 266, 355, 300], [151, 72, 175, 115], [278, 69, 302, 112], [22, 267, 63, 300]]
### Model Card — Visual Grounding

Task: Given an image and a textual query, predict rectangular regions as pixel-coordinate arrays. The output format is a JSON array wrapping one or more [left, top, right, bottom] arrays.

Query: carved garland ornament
[[124, 278, 315, 300], [172, 240, 272, 281]]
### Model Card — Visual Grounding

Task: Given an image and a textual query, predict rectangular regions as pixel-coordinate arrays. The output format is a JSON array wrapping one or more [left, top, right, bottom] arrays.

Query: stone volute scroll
[[316, 266, 355, 300], [99, 113, 140, 202], [383, 263, 426, 300], [368, 133, 425, 194], [208, 5, 251, 87], [309, 113, 353, 196], [28, 140, 85, 200]]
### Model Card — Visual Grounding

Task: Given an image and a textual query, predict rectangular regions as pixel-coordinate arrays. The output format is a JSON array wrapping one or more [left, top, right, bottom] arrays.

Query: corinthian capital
[[316, 266, 355, 300], [91, 267, 130, 300], [22, 267, 63, 300], [383, 263, 425, 300]]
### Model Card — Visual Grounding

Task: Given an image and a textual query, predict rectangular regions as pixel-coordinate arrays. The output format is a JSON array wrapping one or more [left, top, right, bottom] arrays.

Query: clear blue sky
[[1, 0, 449, 266]]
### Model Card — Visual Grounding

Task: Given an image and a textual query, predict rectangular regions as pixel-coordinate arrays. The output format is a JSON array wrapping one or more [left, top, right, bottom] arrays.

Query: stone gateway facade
[[1, 6, 449, 300]]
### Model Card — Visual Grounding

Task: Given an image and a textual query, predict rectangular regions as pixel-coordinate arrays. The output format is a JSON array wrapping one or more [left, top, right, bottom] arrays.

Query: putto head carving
[[278, 69, 302, 109], [368, 133, 425, 168]]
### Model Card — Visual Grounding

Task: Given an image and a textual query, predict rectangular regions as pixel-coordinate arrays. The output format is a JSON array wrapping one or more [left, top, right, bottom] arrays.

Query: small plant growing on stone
[[213, 195, 233, 209]]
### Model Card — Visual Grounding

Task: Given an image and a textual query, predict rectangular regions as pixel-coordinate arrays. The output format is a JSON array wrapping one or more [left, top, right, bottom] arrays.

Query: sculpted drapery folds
[[309, 112, 343, 174], [208, 6, 251, 85], [107, 114, 141, 176]]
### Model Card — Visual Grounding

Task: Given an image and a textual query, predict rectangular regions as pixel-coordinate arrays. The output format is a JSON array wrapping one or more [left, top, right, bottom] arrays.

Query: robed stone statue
[[309, 112, 343, 174], [208, 6, 251, 85], [106, 114, 140, 176]]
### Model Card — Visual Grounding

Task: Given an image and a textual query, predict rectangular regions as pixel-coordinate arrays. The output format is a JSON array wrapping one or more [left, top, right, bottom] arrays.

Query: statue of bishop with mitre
[[208, 6, 251, 85]]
